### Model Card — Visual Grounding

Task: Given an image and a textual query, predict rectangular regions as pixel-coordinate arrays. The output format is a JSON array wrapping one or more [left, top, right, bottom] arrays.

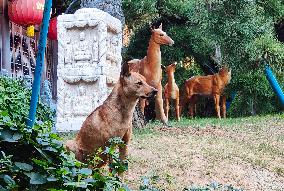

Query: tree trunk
[[132, 104, 145, 129], [80, 0, 125, 25]]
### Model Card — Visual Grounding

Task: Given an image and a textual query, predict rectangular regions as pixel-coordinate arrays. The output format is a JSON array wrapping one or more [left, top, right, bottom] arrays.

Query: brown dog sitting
[[180, 67, 231, 119], [65, 62, 158, 171]]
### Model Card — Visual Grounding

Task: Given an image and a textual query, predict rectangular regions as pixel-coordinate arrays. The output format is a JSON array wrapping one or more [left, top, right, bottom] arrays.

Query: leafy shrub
[[0, 77, 54, 126], [0, 77, 128, 190], [124, 0, 284, 117], [227, 68, 284, 117]]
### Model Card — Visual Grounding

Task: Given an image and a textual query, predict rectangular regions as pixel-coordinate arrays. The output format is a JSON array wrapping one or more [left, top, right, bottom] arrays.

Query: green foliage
[[139, 176, 160, 191], [124, 0, 284, 116], [139, 175, 242, 191], [184, 182, 243, 191], [0, 77, 54, 126], [123, 0, 158, 29], [0, 77, 128, 190]]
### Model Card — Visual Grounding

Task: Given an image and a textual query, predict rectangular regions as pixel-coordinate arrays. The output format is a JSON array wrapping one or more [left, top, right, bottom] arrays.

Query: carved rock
[[56, 8, 122, 131]]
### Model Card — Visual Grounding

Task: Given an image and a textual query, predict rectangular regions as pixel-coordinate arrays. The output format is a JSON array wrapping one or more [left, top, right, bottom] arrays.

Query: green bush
[[0, 77, 128, 190], [227, 68, 284, 117], [123, 0, 284, 117]]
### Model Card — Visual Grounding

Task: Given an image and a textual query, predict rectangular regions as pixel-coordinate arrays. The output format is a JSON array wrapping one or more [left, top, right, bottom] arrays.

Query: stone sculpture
[[56, 8, 122, 131]]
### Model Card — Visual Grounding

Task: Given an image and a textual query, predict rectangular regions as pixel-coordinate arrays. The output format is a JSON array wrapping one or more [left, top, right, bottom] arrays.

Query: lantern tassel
[[27, 25, 35, 37]]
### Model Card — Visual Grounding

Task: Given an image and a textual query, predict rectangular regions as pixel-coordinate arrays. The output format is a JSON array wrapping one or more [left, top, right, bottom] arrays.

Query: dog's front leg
[[165, 97, 170, 120], [221, 95, 227, 118], [139, 98, 146, 114], [214, 94, 221, 119], [155, 84, 168, 125], [119, 128, 132, 181], [175, 98, 180, 121]]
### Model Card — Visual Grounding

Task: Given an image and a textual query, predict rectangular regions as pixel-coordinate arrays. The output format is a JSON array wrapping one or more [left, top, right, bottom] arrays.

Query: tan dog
[[65, 63, 158, 171], [128, 23, 174, 125], [180, 67, 231, 118], [164, 62, 180, 121]]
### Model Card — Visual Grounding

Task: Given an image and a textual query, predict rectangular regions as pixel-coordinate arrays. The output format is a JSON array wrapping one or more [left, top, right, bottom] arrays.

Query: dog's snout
[[145, 88, 158, 98], [152, 89, 158, 95]]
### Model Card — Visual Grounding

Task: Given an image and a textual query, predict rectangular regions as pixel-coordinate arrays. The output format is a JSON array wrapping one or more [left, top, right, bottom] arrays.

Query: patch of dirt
[[158, 126, 229, 137], [184, 157, 284, 191], [126, 123, 284, 190]]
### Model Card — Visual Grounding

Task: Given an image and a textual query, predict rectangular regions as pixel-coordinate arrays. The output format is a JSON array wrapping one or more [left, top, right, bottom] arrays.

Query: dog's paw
[[162, 121, 172, 127]]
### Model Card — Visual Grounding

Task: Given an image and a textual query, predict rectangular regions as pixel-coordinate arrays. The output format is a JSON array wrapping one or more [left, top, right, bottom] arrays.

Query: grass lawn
[[61, 114, 284, 190], [126, 114, 284, 190]]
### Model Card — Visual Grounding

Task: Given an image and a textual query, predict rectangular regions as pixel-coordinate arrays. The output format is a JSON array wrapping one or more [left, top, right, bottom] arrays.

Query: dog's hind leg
[[95, 153, 108, 168], [65, 140, 87, 163], [187, 94, 196, 118], [188, 101, 195, 118], [213, 94, 221, 119], [65, 140, 77, 154]]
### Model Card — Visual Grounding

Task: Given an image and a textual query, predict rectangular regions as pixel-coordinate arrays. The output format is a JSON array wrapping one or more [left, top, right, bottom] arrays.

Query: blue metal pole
[[264, 64, 284, 106], [27, 0, 53, 128], [226, 91, 237, 111]]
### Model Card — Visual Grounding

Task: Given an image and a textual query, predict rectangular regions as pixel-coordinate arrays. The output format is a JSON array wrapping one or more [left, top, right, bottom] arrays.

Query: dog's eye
[[136, 81, 143, 85], [159, 34, 164, 37]]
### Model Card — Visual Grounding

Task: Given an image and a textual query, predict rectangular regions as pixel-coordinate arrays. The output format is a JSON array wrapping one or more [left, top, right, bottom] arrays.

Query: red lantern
[[48, 17, 57, 40], [8, 0, 45, 37]]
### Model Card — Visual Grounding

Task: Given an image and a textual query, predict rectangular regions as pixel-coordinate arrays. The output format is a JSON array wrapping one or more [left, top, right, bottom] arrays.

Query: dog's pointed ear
[[224, 63, 230, 70], [149, 23, 154, 32], [121, 62, 131, 77], [159, 23, 163, 30], [161, 65, 166, 71]]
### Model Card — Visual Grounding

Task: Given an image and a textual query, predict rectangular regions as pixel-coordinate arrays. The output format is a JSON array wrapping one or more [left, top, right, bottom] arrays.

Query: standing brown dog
[[164, 62, 180, 121], [128, 23, 174, 125], [65, 63, 158, 172], [180, 67, 231, 118]]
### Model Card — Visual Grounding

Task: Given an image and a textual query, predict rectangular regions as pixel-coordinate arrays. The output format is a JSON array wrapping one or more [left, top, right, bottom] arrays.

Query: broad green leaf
[[79, 168, 92, 176], [35, 147, 52, 163], [3, 175, 15, 185], [43, 146, 58, 152], [25, 172, 47, 185], [15, 162, 33, 171], [0, 130, 18, 142], [47, 176, 58, 182]]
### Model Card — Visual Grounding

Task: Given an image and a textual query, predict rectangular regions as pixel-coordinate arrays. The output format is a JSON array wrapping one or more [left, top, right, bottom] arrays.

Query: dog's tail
[[65, 140, 77, 154]]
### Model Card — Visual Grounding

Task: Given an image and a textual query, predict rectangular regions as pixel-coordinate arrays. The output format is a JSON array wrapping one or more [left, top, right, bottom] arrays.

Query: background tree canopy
[[122, 0, 284, 116]]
